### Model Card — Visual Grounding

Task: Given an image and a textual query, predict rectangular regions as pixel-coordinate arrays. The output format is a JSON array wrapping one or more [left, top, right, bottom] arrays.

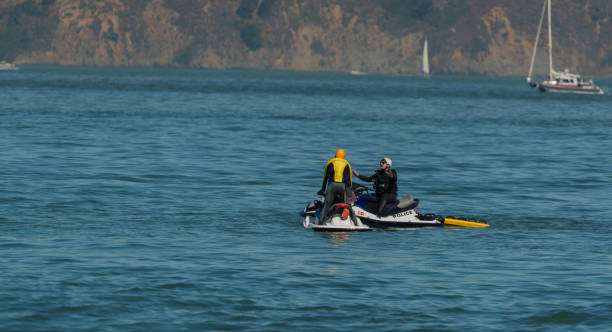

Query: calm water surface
[[1, 67, 611, 331]]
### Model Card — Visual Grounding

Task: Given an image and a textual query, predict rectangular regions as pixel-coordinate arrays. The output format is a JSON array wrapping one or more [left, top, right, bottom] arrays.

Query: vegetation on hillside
[[0, 0, 609, 75], [0, 0, 58, 61]]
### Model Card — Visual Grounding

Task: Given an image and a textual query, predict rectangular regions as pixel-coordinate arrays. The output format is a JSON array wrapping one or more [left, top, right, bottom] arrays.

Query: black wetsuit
[[319, 158, 354, 222], [357, 169, 397, 215]]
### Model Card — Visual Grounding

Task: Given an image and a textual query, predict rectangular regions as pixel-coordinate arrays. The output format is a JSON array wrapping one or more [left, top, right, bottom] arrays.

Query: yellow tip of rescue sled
[[444, 218, 490, 228]]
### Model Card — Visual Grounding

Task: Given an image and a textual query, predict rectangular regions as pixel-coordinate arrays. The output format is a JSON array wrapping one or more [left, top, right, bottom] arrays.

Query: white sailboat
[[422, 38, 430, 78], [527, 0, 603, 94]]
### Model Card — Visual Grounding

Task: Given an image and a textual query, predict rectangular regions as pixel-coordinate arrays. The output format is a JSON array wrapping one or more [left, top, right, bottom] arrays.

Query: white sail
[[422, 39, 430, 77]]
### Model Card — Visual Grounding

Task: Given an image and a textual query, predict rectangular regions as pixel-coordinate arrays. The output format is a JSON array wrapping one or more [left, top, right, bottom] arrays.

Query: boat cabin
[[547, 69, 593, 87]]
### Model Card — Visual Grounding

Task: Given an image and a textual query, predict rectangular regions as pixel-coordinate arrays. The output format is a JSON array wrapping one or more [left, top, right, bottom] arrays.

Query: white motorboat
[[0, 61, 19, 70]]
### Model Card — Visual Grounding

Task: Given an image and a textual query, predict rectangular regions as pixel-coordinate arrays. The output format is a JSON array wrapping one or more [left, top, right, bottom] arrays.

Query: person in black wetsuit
[[352, 157, 397, 217], [317, 149, 355, 223]]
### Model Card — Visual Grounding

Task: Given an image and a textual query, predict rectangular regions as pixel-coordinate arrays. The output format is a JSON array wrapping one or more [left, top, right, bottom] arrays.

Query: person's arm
[[356, 173, 374, 182], [319, 163, 333, 194]]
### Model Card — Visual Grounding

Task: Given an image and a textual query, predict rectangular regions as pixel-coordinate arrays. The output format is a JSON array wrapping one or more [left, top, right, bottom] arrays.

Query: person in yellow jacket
[[317, 149, 355, 222]]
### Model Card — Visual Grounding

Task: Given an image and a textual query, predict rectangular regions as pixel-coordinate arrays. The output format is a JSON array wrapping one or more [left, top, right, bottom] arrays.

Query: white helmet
[[381, 157, 392, 167]]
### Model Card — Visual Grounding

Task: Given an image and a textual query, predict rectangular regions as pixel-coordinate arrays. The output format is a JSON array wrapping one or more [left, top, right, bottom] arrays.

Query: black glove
[[317, 189, 325, 196]]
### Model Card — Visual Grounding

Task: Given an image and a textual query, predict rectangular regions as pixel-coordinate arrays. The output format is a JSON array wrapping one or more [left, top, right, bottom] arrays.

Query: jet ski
[[301, 183, 489, 231], [301, 197, 371, 232], [349, 184, 444, 228]]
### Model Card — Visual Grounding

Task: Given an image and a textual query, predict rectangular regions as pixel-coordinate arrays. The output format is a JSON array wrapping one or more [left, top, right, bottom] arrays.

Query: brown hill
[[1, 0, 611, 76]]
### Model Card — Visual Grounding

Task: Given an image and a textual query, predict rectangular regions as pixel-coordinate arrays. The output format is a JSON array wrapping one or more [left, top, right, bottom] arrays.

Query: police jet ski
[[351, 184, 489, 228], [350, 184, 442, 228]]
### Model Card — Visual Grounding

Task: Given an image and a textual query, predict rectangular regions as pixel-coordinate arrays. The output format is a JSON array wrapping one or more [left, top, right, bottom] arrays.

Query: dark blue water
[[1, 66, 611, 331]]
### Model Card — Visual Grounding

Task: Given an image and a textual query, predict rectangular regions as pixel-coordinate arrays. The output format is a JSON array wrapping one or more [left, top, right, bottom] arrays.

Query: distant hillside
[[1, 0, 611, 76]]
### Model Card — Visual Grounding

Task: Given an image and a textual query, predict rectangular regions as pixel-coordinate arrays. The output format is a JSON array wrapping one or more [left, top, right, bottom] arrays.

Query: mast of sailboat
[[527, 0, 548, 83], [422, 38, 430, 77], [547, 0, 553, 78]]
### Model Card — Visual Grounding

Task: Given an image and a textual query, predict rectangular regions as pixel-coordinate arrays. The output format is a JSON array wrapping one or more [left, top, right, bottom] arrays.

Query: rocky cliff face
[[1, 0, 611, 76]]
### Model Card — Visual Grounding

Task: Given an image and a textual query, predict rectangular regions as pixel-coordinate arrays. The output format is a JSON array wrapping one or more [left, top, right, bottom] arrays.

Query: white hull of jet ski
[[301, 193, 443, 231], [301, 198, 371, 232], [303, 214, 371, 232], [352, 205, 443, 228]]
